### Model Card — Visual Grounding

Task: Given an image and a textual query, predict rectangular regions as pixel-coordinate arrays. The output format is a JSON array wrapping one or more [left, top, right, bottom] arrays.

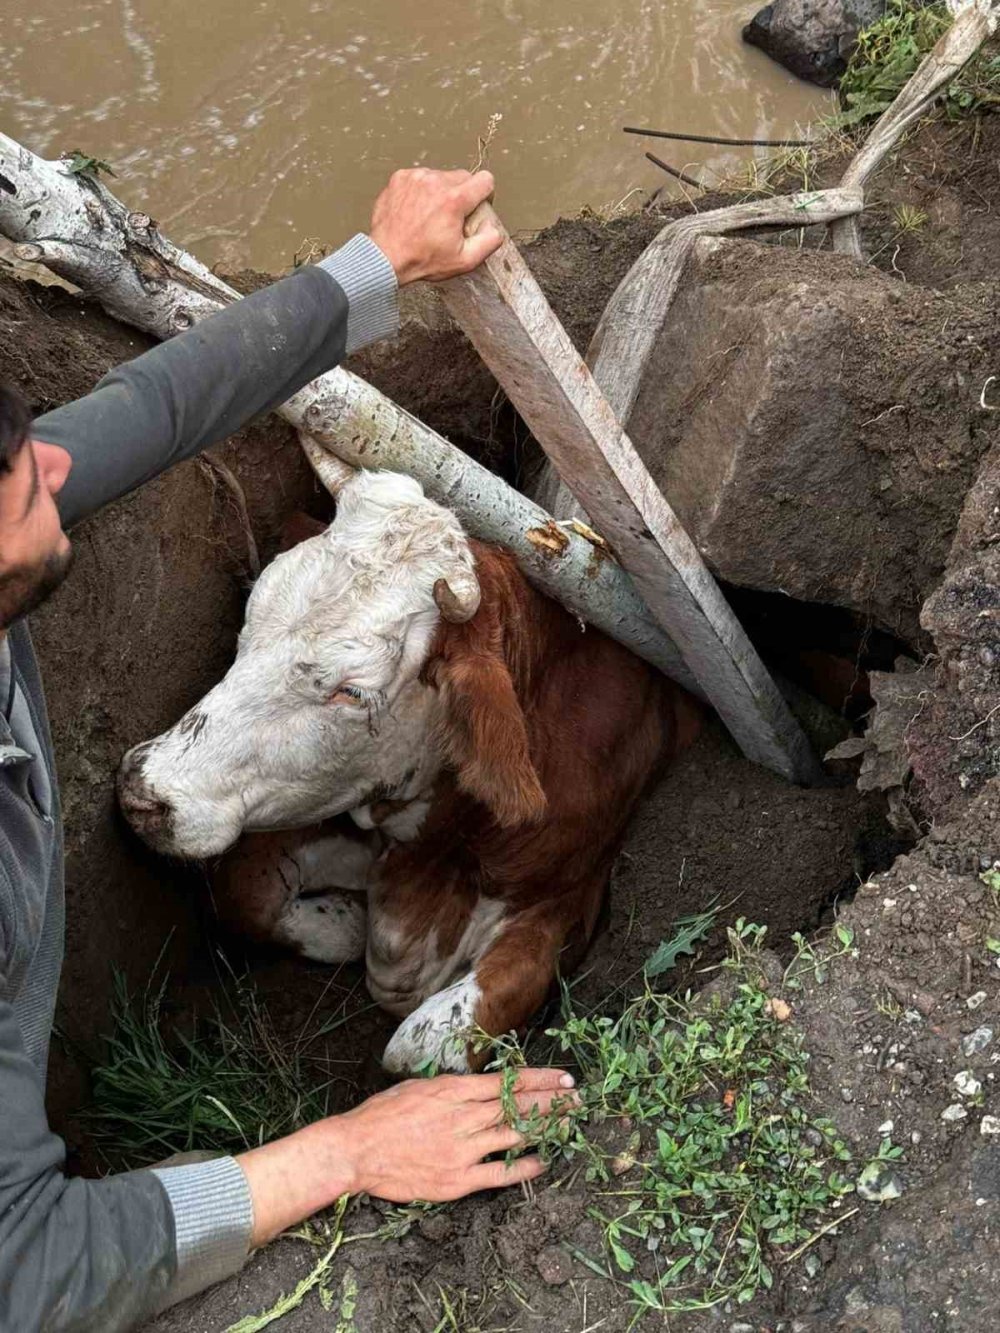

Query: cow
[[118, 469, 701, 1074]]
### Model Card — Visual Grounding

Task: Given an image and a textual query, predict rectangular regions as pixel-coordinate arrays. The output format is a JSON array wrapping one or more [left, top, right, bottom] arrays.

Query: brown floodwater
[[3, 0, 830, 271]]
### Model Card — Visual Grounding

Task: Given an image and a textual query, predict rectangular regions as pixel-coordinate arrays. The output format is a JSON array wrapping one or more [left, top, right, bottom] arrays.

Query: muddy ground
[[2, 111, 999, 1330]]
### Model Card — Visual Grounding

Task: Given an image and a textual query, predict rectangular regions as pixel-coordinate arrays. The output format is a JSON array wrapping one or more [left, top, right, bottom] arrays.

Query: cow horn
[[298, 430, 356, 496], [434, 574, 480, 623]]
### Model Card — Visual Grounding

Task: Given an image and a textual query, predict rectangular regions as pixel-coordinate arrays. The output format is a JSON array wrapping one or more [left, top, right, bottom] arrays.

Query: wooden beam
[[438, 205, 821, 784]]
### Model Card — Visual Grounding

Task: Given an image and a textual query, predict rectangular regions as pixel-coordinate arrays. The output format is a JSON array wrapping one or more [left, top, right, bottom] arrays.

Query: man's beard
[[0, 545, 74, 629]]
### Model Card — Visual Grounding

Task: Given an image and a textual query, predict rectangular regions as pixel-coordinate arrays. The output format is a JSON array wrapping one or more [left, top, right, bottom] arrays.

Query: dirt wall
[[0, 270, 328, 1122]]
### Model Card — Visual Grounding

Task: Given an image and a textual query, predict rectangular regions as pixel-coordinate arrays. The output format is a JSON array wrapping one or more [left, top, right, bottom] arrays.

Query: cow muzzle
[[117, 748, 177, 852]]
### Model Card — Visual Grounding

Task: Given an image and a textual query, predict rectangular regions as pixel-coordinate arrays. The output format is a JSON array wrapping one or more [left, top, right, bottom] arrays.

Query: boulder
[[742, 0, 885, 85], [618, 237, 1000, 644]]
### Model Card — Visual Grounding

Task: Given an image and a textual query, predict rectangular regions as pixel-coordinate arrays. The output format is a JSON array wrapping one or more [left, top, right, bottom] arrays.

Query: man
[[0, 167, 575, 1331]]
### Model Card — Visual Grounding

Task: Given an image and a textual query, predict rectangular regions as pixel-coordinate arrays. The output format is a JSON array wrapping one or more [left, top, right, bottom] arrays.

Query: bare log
[[0, 132, 700, 697], [438, 205, 821, 784]]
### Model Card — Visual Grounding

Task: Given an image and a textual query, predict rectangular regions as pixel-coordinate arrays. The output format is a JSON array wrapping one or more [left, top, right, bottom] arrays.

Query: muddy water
[[4, 0, 830, 271]]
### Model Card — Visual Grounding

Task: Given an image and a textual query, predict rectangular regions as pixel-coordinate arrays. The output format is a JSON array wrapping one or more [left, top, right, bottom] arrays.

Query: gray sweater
[[0, 236, 398, 1331]]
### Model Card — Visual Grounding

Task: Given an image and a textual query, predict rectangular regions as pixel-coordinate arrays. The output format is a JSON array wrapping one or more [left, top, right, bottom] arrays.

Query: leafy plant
[[835, 0, 1000, 129], [62, 150, 117, 180], [490, 923, 858, 1316]]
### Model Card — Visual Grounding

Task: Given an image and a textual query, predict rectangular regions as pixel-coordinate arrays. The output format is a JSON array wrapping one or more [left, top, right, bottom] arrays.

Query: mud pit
[[3, 111, 1000, 1332]]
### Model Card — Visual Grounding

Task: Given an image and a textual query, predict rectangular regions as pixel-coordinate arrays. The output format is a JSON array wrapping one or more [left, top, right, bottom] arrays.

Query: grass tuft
[[87, 962, 339, 1164]]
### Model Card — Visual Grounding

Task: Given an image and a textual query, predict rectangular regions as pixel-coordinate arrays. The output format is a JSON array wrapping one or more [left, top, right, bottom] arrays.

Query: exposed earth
[[3, 111, 1000, 1331]]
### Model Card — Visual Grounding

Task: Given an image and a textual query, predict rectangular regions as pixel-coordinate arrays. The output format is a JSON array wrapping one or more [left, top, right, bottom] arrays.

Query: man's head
[[0, 381, 73, 628]]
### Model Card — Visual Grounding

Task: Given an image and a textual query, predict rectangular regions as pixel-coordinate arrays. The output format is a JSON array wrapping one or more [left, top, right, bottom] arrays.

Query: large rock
[[743, 0, 885, 85], [621, 236, 1000, 644]]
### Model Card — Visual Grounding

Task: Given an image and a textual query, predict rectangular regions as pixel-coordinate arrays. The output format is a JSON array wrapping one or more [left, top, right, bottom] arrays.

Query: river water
[[3, 0, 830, 271]]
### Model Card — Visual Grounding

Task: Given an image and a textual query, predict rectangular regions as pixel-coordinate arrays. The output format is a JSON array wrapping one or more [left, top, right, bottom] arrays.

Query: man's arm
[[33, 167, 502, 532], [0, 987, 253, 1330], [0, 972, 574, 1330], [36, 238, 396, 530]]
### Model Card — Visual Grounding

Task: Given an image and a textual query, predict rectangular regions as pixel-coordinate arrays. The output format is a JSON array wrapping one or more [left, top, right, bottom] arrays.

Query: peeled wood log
[[438, 204, 821, 784], [0, 131, 701, 696]]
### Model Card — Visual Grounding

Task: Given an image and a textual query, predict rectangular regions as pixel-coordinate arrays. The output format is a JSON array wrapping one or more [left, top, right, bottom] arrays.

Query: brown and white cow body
[[119, 471, 700, 1074]]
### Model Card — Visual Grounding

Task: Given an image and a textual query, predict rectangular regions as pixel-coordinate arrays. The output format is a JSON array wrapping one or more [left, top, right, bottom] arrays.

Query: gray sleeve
[[0, 983, 252, 1330], [33, 235, 398, 530]]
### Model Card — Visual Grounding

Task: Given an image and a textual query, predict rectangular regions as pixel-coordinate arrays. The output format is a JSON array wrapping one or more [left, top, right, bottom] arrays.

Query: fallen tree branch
[[0, 132, 700, 697]]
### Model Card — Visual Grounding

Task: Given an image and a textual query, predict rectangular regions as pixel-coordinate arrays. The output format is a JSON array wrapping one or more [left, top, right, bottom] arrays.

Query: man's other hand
[[238, 1067, 577, 1247], [369, 168, 502, 285]]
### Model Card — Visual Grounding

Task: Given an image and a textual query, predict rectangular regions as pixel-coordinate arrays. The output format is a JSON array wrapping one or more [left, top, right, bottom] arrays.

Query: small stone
[[729, 1324, 756, 1333], [841, 1087, 855, 1103], [980, 1116, 1000, 1136], [883, 898, 898, 910], [804, 1128, 824, 1148], [805, 1252, 822, 1278], [964, 1026, 995, 1057], [535, 1244, 574, 1286], [914, 991, 938, 1016], [904, 1010, 923, 1025], [955, 1070, 983, 1098], [942, 1103, 968, 1122], [911, 1130, 922, 1145], [765, 997, 792, 1022], [856, 1162, 904, 1202], [967, 991, 988, 1011], [878, 1119, 895, 1135]]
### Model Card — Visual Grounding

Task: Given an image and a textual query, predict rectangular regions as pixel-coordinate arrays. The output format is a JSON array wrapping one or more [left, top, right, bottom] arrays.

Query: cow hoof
[[381, 974, 481, 1076], [271, 891, 367, 963]]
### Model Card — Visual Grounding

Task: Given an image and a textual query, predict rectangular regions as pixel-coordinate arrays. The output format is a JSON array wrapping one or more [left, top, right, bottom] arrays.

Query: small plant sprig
[[62, 150, 117, 180]]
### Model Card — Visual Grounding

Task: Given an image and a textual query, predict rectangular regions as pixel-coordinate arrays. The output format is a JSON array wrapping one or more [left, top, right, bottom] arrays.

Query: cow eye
[[327, 684, 367, 706]]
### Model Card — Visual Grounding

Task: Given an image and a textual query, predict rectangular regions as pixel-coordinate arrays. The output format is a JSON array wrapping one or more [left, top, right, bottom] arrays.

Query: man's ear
[[428, 615, 547, 829]]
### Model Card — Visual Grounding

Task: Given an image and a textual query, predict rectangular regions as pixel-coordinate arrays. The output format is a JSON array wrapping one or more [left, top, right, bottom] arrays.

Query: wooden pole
[[437, 205, 821, 784]]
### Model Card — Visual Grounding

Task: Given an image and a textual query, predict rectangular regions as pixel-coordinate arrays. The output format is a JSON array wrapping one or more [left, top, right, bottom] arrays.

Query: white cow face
[[118, 471, 480, 859]]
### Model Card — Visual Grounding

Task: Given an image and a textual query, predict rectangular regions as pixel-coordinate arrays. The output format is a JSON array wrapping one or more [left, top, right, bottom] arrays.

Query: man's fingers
[[475, 1125, 527, 1156], [461, 224, 503, 270], [462, 1068, 576, 1102], [455, 169, 496, 212], [476, 1086, 580, 1129], [467, 1153, 547, 1193]]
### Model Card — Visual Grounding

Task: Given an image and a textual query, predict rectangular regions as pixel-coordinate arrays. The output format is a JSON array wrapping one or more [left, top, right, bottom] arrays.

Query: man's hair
[[0, 380, 31, 476]]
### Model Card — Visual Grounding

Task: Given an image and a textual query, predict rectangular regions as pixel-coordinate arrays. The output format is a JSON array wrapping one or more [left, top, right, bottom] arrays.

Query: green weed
[[62, 150, 117, 180], [489, 919, 858, 1316], [836, 0, 1000, 129]]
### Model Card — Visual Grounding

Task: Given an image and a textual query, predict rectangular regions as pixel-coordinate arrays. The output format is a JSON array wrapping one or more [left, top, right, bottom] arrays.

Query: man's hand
[[368, 168, 502, 286], [238, 1068, 576, 1247]]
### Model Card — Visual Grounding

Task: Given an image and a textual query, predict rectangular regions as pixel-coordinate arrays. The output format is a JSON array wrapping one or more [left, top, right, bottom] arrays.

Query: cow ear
[[429, 612, 547, 829]]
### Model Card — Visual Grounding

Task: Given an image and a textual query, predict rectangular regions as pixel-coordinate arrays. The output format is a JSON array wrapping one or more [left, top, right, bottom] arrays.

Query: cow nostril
[[125, 795, 169, 816]]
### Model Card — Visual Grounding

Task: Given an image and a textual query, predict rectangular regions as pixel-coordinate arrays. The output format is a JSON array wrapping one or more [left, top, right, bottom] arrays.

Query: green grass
[[87, 961, 344, 1163], [836, 0, 1000, 128]]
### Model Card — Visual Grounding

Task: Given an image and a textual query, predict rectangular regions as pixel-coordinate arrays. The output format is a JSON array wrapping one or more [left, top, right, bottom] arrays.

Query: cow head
[[118, 468, 480, 859]]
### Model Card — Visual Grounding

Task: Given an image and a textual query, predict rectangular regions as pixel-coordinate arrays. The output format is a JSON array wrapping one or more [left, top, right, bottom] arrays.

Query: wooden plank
[[438, 204, 821, 784]]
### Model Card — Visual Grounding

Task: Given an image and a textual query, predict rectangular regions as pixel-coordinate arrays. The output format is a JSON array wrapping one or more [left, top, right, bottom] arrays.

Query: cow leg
[[381, 908, 568, 1077], [211, 822, 376, 964]]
